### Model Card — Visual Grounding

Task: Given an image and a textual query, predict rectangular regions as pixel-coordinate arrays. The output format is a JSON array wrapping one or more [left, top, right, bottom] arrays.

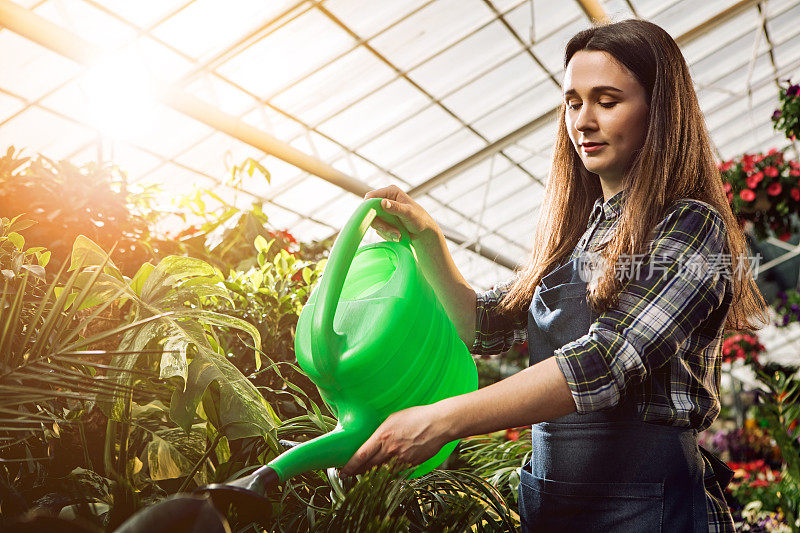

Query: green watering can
[[200, 197, 478, 510]]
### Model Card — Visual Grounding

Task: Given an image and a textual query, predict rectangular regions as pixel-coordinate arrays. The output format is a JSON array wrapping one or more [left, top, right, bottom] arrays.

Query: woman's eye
[[567, 102, 581, 110], [599, 102, 617, 108]]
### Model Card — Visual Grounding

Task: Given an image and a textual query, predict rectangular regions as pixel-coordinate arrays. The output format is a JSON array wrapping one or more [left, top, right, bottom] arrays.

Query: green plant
[[773, 81, 800, 141], [0, 146, 163, 275], [775, 289, 800, 327], [0, 232, 281, 527], [752, 363, 800, 531], [456, 428, 532, 507]]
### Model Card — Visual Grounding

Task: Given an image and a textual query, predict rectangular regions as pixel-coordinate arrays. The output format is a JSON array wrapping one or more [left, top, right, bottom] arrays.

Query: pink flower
[[747, 175, 761, 189], [740, 189, 756, 202], [790, 169, 800, 177], [767, 182, 782, 196], [792, 188, 800, 201], [723, 182, 732, 193], [764, 166, 779, 178]]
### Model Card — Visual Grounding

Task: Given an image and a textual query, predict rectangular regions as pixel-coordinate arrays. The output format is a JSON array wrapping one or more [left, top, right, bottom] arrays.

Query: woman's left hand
[[340, 403, 453, 477]]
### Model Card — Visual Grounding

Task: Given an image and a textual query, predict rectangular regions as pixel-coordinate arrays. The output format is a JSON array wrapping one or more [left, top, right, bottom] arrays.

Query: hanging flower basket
[[719, 149, 800, 241], [722, 331, 765, 365], [771, 79, 799, 141]]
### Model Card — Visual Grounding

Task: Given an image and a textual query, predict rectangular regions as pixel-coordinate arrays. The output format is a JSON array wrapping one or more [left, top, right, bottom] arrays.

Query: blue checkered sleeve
[[471, 276, 528, 355], [554, 201, 729, 414]]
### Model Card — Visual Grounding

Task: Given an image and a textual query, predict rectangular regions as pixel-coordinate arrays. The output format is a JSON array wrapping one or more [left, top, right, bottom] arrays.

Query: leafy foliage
[[752, 363, 800, 530], [0, 147, 161, 275], [772, 80, 800, 141]]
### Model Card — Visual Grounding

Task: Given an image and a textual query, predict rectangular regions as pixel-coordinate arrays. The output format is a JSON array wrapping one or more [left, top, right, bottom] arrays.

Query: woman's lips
[[581, 143, 606, 153]]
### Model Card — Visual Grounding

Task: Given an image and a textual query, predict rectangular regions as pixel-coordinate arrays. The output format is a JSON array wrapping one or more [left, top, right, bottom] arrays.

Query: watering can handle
[[311, 198, 411, 377]]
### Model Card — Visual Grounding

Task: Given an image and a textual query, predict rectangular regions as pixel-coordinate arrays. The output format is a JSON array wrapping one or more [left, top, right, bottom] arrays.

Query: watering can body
[[266, 198, 478, 482]]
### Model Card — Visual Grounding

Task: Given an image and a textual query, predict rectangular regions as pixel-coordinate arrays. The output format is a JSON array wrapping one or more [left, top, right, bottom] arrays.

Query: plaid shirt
[[472, 190, 735, 532]]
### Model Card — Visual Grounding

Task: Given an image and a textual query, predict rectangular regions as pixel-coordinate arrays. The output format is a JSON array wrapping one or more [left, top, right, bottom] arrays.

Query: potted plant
[[718, 149, 800, 240], [772, 80, 800, 141]]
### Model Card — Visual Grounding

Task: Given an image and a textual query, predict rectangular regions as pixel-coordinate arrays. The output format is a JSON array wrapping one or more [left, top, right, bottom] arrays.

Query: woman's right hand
[[364, 185, 442, 245]]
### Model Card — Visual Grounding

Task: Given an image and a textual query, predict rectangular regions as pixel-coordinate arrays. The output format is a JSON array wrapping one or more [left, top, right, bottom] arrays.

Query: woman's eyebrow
[[563, 85, 624, 98]]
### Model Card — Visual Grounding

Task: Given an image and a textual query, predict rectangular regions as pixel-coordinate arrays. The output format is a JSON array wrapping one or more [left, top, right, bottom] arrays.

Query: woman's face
[[563, 50, 649, 182]]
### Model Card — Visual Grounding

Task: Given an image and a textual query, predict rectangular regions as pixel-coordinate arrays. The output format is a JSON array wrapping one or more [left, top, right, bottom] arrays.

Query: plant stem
[[177, 432, 223, 493]]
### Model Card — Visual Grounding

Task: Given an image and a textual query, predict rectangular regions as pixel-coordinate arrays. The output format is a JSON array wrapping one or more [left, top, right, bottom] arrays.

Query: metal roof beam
[[574, 0, 609, 23]]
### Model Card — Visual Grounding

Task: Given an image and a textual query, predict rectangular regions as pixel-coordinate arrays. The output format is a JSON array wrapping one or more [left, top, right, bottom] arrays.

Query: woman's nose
[[574, 105, 597, 132]]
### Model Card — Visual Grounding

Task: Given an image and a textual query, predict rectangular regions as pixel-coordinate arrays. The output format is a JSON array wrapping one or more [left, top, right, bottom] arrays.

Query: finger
[[363, 185, 403, 202], [341, 436, 382, 476]]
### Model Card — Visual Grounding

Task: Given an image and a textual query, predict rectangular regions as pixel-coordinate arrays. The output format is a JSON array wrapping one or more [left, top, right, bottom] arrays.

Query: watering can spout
[[198, 421, 371, 513]]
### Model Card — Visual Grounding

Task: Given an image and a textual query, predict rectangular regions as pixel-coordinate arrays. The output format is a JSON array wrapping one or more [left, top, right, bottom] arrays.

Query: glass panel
[[91, 0, 190, 29], [689, 29, 761, 88], [408, 21, 523, 99], [183, 73, 259, 117], [454, 167, 532, 219], [426, 156, 514, 204], [681, 9, 757, 66], [0, 91, 26, 123], [216, 9, 357, 99], [34, 0, 137, 47], [313, 191, 363, 232], [270, 47, 397, 127], [135, 37, 196, 84], [288, 129, 346, 163], [357, 107, 472, 178], [695, 54, 775, 114], [483, 185, 542, 232], [316, 78, 429, 149], [152, 0, 302, 61], [285, 216, 338, 241], [261, 202, 302, 231], [241, 107, 307, 144], [651, 0, 740, 39], [629, 0, 682, 19], [331, 152, 385, 183], [471, 80, 562, 142], [137, 162, 217, 197], [0, 31, 80, 101], [323, 0, 429, 39], [0, 107, 93, 160], [502, 0, 583, 47], [766, 0, 800, 44], [708, 86, 779, 146], [391, 128, 486, 186], [773, 29, 800, 68], [271, 175, 346, 213], [119, 104, 215, 158], [369, 0, 496, 72], [518, 153, 551, 180], [530, 16, 588, 74], [174, 133, 264, 182], [441, 54, 549, 123], [718, 121, 782, 160]]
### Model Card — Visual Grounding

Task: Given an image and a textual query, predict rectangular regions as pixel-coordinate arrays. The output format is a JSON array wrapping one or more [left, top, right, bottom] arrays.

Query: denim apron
[[519, 255, 709, 532]]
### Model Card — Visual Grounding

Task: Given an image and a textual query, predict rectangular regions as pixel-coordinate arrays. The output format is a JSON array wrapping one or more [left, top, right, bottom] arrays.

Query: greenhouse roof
[[1, 0, 799, 292]]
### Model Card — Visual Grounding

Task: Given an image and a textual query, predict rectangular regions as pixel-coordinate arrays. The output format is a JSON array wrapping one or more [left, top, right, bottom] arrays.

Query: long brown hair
[[498, 19, 768, 331]]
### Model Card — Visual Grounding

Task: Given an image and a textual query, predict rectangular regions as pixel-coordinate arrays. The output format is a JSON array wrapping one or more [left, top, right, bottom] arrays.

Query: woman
[[340, 19, 767, 532]]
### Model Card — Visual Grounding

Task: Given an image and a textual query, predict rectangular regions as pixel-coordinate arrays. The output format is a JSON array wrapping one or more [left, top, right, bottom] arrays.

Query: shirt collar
[[589, 189, 627, 225]]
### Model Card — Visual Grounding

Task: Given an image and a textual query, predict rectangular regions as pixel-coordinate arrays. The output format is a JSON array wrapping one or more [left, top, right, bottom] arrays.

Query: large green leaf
[[140, 256, 218, 302], [145, 425, 205, 482], [169, 345, 279, 439]]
